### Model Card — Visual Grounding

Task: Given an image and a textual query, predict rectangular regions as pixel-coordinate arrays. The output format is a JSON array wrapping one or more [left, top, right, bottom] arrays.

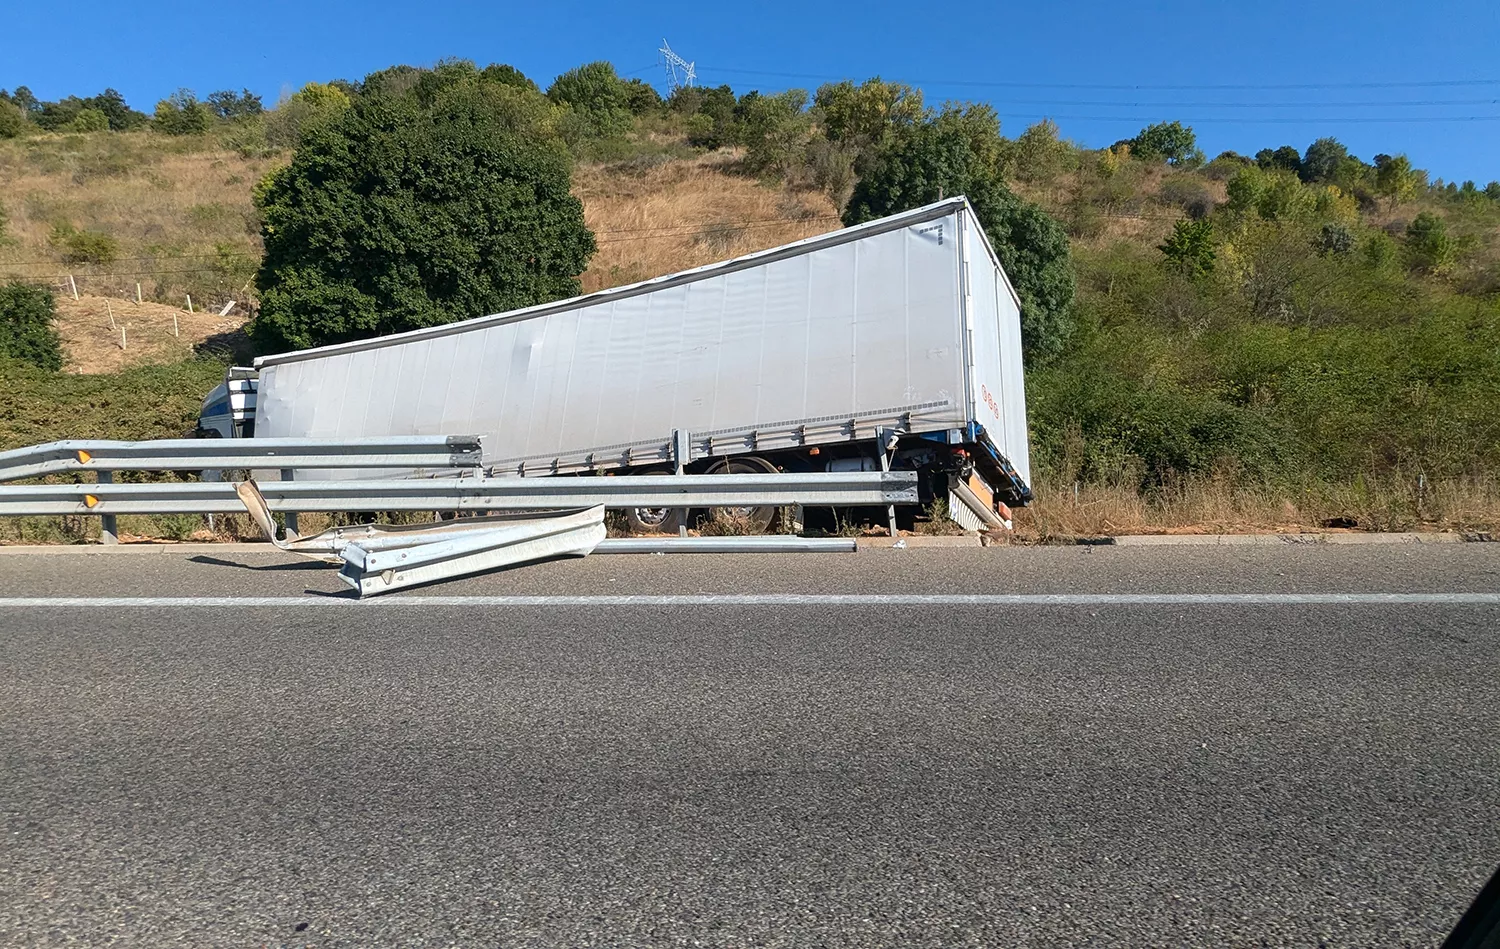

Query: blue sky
[[5, 0, 1499, 183]]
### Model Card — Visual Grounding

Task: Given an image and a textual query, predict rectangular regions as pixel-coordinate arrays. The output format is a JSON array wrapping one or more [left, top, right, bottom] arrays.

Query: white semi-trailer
[[197, 197, 1033, 532]]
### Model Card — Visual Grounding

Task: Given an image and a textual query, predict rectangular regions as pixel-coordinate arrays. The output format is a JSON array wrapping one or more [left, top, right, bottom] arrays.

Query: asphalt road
[[1, 545, 1497, 947]]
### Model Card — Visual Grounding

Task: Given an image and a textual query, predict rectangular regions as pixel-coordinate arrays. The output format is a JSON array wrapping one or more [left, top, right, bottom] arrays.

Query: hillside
[[2, 65, 1498, 540]]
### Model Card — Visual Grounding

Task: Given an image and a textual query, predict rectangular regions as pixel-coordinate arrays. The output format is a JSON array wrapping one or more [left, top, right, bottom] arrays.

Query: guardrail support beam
[[98, 471, 118, 545], [280, 469, 298, 539]]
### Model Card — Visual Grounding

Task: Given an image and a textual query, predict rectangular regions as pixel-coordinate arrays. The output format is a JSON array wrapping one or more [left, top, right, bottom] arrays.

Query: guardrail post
[[673, 429, 691, 538], [280, 468, 298, 539], [98, 471, 118, 545]]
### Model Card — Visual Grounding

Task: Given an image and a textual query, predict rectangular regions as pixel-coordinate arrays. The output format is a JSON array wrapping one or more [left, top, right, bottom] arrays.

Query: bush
[[265, 81, 351, 148], [1159, 219, 1216, 277], [1404, 212, 1456, 273], [252, 83, 596, 351], [154, 89, 211, 135], [546, 61, 632, 141], [1300, 137, 1348, 183], [1158, 175, 1215, 218], [0, 282, 62, 372], [68, 108, 109, 132], [49, 223, 120, 265], [0, 98, 26, 138], [1012, 119, 1075, 183]]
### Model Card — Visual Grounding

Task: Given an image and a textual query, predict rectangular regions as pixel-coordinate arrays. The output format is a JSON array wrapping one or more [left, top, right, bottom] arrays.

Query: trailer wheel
[[622, 468, 684, 535], [705, 455, 779, 534]]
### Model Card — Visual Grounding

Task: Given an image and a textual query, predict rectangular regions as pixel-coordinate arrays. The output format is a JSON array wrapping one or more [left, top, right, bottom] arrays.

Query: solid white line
[[0, 593, 1496, 608]]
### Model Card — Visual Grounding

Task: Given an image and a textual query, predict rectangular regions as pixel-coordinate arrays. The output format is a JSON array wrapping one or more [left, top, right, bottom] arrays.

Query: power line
[[698, 65, 1500, 92]]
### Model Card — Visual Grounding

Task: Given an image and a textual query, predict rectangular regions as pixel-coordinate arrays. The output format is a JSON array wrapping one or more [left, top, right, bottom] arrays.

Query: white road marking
[[0, 594, 1496, 607]]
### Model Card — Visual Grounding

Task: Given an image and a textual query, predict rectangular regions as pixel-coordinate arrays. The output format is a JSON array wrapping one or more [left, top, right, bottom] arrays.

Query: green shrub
[[0, 282, 62, 372], [49, 223, 120, 265], [206, 89, 263, 119], [546, 61, 632, 141], [154, 89, 211, 135], [1159, 219, 1216, 278], [0, 98, 26, 138], [252, 83, 595, 351], [68, 108, 109, 132], [1404, 212, 1456, 273]]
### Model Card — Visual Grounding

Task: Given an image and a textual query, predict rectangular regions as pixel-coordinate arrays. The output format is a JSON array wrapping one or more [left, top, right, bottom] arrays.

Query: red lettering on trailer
[[980, 384, 1000, 421]]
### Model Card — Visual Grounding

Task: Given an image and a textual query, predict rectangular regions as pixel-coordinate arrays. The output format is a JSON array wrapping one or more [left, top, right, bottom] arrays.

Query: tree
[[0, 98, 24, 139], [251, 86, 596, 352], [1299, 137, 1348, 183], [1374, 154, 1424, 207], [83, 88, 147, 130], [737, 89, 811, 176], [68, 108, 109, 132], [845, 116, 1075, 362], [0, 282, 62, 372], [547, 61, 631, 140], [1404, 212, 1455, 273], [813, 77, 924, 149], [266, 81, 351, 147], [480, 63, 537, 92], [1159, 219, 1216, 277], [1129, 121, 1198, 165], [10, 86, 40, 115], [620, 79, 662, 115], [207, 89, 264, 120], [1256, 146, 1302, 174], [1013, 119, 1075, 182], [154, 89, 211, 135], [1486, 181, 1500, 201]]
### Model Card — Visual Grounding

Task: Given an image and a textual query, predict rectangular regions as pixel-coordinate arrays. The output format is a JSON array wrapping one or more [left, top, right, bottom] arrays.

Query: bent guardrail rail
[[0, 436, 484, 482], [0, 471, 919, 517]]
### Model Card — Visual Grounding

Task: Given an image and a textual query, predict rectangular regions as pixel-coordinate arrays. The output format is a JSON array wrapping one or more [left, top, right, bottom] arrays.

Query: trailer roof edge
[[253, 197, 979, 369]]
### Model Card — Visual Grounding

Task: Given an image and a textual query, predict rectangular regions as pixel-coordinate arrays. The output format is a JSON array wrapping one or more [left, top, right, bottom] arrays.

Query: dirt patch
[[52, 294, 248, 374]]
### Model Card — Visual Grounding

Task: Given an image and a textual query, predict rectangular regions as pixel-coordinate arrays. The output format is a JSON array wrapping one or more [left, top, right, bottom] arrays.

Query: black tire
[[704, 455, 779, 533], [622, 468, 684, 534]]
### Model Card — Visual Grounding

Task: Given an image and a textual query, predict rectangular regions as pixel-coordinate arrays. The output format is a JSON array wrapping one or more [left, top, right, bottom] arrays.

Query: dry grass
[[51, 293, 248, 373], [574, 151, 841, 292], [1014, 477, 1500, 542], [0, 130, 275, 304]]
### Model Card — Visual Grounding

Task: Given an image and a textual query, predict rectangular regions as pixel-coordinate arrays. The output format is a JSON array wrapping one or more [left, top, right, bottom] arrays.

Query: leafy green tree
[[1486, 181, 1500, 201], [675, 84, 739, 148], [68, 108, 109, 132], [266, 81, 351, 147], [1299, 137, 1348, 183], [813, 77, 924, 148], [845, 115, 1075, 361], [1403, 212, 1455, 273], [1129, 121, 1198, 165], [0, 282, 62, 372], [9, 86, 40, 115], [738, 89, 811, 176], [1373, 153, 1424, 207], [1317, 222, 1354, 257], [0, 98, 25, 139], [621, 79, 662, 115], [1159, 219, 1216, 277], [480, 63, 537, 92], [251, 86, 595, 352], [1013, 119, 1075, 182], [154, 89, 211, 135], [207, 89, 263, 119], [547, 61, 632, 140], [1256, 145, 1302, 174], [82, 88, 147, 129]]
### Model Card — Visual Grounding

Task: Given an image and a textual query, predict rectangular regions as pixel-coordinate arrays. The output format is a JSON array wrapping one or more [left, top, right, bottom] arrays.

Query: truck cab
[[195, 367, 258, 439]]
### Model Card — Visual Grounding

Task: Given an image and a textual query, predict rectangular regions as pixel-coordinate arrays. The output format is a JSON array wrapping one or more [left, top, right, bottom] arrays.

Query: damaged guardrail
[[0, 471, 918, 516], [0, 436, 484, 482]]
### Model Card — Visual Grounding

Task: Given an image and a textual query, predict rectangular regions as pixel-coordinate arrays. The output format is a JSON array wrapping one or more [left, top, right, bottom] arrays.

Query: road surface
[[1, 543, 1497, 947]]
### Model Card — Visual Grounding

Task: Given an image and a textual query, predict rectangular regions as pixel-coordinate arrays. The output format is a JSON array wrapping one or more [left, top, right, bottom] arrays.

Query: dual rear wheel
[[622, 455, 780, 535]]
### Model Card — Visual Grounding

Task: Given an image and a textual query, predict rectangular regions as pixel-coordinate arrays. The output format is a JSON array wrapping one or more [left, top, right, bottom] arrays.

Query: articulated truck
[[197, 197, 1033, 532]]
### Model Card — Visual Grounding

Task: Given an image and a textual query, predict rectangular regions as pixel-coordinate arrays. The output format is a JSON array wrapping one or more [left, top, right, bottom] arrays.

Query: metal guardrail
[[0, 436, 484, 482], [0, 472, 920, 517]]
